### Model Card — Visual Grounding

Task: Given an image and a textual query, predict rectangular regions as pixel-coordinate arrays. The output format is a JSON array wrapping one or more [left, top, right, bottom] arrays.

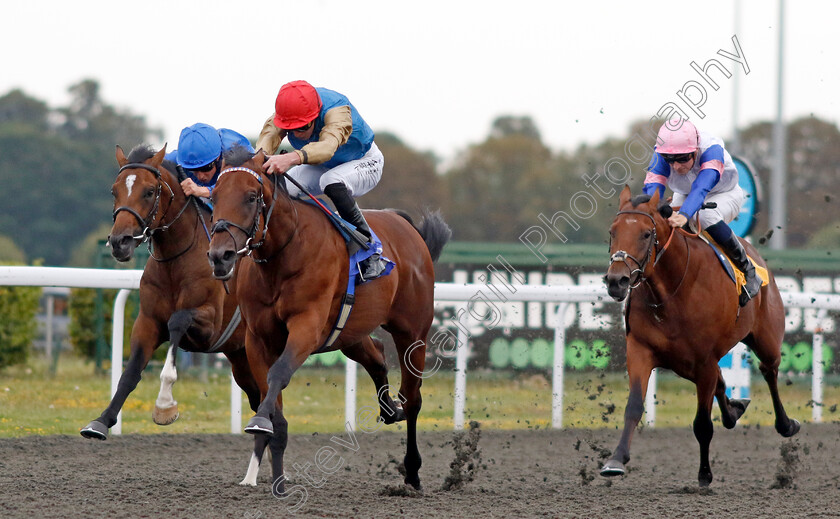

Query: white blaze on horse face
[[625, 218, 637, 223], [125, 174, 137, 197]]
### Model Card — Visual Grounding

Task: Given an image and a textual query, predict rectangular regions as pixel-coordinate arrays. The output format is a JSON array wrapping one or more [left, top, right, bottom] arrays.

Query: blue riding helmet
[[219, 128, 255, 153], [176, 123, 223, 169]]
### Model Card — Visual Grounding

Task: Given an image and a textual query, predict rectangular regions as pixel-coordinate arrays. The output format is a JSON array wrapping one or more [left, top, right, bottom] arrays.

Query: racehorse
[[80, 144, 262, 440], [601, 186, 800, 487], [207, 148, 450, 494]]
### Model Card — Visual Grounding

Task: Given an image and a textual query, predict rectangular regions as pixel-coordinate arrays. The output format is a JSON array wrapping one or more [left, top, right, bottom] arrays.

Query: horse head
[[604, 185, 673, 301], [110, 144, 175, 261], [208, 148, 274, 280]]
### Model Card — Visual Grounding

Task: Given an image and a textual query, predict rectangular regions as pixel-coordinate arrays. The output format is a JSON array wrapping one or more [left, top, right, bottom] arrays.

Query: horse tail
[[392, 208, 452, 263]]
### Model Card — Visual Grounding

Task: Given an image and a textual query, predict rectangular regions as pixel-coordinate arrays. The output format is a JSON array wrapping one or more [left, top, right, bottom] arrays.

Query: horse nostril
[[223, 250, 236, 263]]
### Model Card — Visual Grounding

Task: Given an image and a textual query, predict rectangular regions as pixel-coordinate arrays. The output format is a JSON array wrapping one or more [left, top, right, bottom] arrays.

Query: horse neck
[[151, 170, 202, 255], [642, 223, 693, 303], [250, 189, 305, 269]]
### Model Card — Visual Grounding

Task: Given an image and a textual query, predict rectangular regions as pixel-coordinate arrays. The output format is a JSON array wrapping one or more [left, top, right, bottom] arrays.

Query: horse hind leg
[[240, 434, 270, 487], [152, 344, 180, 425], [694, 368, 719, 487], [341, 336, 406, 425], [742, 334, 801, 438], [390, 329, 426, 490]]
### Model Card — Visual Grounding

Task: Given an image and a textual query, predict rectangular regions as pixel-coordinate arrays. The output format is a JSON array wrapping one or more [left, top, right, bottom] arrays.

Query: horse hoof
[[780, 418, 801, 438], [404, 476, 422, 492], [600, 460, 626, 477], [698, 473, 713, 487], [80, 420, 109, 440], [244, 416, 274, 435], [152, 404, 180, 426], [381, 407, 407, 425]]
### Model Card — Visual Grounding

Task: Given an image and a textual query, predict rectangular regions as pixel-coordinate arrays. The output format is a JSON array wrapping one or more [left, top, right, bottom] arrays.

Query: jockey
[[256, 80, 385, 280], [643, 119, 761, 306], [166, 123, 254, 201]]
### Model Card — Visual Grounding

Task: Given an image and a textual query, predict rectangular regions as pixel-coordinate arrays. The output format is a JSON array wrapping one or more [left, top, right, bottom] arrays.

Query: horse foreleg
[[714, 368, 750, 429], [152, 344, 180, 425], [245, 324, 313, 434], [342, 336, 406, 425], [81, 313, 161, 440], [694, 368, 718, 487], [601, 340, 653, 478]]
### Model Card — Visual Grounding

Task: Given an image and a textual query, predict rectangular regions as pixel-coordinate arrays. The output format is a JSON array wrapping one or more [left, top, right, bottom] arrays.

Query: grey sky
[[1, 1, 834, 162]]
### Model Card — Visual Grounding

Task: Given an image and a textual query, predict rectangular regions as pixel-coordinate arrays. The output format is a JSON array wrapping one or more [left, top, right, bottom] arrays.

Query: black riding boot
[[324, 183, 385, 281], [716, 229, 762, 306]]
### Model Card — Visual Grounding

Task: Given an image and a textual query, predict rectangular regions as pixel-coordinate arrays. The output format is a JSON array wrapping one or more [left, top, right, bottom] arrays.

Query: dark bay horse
[[80, 144, 262, 442], [207, 149, 450, 494], [601, 186, 799, 486]]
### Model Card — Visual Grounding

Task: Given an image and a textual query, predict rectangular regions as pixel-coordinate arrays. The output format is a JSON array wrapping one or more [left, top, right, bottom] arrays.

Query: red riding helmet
[[273, 80, 322, 130]]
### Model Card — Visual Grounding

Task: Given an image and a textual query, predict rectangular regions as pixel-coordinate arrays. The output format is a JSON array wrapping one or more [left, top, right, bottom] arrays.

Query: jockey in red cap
[[256, 80, 385, 280]]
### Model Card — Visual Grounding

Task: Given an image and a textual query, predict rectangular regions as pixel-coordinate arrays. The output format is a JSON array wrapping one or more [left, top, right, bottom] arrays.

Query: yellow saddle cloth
[[701, 232, 770, 291]]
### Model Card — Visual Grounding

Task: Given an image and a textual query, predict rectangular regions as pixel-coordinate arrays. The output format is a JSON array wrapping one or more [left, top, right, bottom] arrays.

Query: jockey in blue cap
[[166, 123, 254, 201]]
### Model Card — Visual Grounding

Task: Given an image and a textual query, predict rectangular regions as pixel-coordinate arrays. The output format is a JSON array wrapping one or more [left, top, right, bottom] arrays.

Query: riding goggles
[[661, 152, 694, 164]]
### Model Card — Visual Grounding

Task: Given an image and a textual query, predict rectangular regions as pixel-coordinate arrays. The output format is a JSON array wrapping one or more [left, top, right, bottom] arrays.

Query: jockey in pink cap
[[644, 119, 761, 306]]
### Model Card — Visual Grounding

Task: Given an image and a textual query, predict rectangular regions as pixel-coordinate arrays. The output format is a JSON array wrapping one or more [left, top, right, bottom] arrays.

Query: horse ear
[[619, 185, 632, 206], [150, 145, 167, 168], [115, 145, 128, 167], [649, 188, 661, 207], [254, 149, 267, 164]]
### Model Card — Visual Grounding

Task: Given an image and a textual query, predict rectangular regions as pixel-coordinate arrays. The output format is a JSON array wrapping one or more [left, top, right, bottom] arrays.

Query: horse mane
[[223, 145, 256, 167], [126, 144, 158, 163], [125, 144, 178, 177], [630, 194, 652, 207]]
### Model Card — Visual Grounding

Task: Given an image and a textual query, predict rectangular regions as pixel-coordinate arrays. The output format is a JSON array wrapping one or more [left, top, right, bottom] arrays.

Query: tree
[[444, 116, 554, 241], [738, 116, 840, 247], [359, 132, 446, 220], [0, 79, 161, 265]]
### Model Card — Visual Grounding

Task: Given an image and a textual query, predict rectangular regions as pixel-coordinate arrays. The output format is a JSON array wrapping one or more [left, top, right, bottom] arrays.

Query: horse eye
[[144, 188, 155, 199], [248, 193, 258, 203], [642, 231, 652, 240]]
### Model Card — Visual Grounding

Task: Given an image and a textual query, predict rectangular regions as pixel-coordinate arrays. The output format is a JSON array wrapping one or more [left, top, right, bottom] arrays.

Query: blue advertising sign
[[730, 155, 761, 238]]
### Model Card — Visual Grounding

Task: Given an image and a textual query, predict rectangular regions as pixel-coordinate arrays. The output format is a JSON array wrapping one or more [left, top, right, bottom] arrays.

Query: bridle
[[210, 166, 297, 263], [112, 162, 194, 261], [609, 210, 662, 289], [609, 209, 692, 309]]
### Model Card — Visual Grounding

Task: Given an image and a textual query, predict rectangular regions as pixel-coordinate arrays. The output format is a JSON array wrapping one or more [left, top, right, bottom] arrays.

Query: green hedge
[[0, 277, 40, 369]]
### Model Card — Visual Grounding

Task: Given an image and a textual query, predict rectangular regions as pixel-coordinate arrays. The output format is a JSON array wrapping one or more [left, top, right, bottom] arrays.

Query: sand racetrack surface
[[1, 423, 839, 518]]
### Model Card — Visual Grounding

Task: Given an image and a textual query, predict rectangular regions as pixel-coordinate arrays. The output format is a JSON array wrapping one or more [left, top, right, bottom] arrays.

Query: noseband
[[609, 210, 660, 289], [210, 167, 267, 257]]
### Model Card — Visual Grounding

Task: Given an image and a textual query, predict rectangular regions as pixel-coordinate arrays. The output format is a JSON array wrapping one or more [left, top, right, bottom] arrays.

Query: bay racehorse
[[83, 144, 394, 487], [601, 186, 799, 486], [207, 148, 450, 494], [80, 144, 261, 441]]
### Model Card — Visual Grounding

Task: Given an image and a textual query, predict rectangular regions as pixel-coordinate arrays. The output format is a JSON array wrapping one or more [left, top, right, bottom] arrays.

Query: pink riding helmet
[[656, 120, 699, 154]]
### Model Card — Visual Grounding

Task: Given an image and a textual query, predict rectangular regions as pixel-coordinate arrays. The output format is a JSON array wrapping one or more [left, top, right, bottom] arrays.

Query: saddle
[[305, 199, 395, 353], [700, 232, 769, 292]]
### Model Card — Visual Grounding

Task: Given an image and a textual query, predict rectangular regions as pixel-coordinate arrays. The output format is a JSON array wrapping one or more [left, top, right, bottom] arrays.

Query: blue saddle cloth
[[302, 199, 395, 284], [701, 237, 737, 285]]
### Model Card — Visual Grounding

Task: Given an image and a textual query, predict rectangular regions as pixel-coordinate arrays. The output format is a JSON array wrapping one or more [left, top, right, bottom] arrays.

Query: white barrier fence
[[1, 266, 838, 434]]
